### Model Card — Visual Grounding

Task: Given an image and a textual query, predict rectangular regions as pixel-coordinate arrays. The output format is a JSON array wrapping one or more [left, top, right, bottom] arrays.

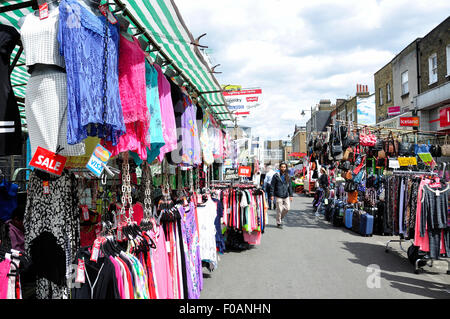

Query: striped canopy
[[0, 0, 233, 128]]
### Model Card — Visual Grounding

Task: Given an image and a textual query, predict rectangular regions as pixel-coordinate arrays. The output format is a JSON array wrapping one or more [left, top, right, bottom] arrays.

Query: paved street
[[201, 195, 450, 299]]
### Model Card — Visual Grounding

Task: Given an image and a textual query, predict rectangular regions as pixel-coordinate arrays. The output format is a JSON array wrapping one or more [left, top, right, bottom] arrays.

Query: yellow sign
[[222, 84, 242, 91], [398, 157, 417, 166]]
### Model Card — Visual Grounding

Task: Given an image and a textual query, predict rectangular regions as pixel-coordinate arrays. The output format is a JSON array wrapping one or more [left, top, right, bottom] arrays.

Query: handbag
[[429, 136, 442, 157], [360, 127, 377, 147], [344, 179, 357, 192], [398, 135, 414, 156], [384, 131, 398, 157], [442, 135, 450, 156], [342, 147, 353, 161]]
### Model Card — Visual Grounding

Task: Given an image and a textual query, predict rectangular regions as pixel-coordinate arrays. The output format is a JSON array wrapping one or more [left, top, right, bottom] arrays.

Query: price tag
[[166, 241, 171, 253], [81, 205, 90, 221], [75, 259, 85, 284], [98, 4, 118, 24], [43, 181, 50, 195], [39, 3, 49, 20], [90, 238, 102, 262]]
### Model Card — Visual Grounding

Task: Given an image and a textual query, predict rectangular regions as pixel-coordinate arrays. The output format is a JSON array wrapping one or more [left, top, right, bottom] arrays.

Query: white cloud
[[175, 0, 450, 141]]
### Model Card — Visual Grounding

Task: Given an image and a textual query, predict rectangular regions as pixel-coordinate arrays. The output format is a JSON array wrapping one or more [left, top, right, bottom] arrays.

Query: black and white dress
[[24, 170, 80, 299]]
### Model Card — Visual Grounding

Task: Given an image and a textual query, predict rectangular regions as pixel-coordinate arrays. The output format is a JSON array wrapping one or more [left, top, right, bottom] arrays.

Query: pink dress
[[104, 35, 149, 159], [150, 224, 173, 299], [154, 64, 177, 162]]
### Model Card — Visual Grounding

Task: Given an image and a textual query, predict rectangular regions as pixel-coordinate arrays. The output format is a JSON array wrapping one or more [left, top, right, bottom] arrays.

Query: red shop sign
[[440, 107, 450, 128], [238, 166, 252, 177], [400, 117, 420, 127], [29, 146, 67, 176]]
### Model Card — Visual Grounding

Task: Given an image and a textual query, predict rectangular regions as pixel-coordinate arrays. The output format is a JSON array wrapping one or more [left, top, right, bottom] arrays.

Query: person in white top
[[264, 165, 276, 210]]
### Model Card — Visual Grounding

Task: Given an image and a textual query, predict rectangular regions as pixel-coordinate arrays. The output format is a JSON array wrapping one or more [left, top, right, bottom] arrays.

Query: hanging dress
[[58, 0, 125, 146], [130, 61, 165, 165], [104, 34, 149, 159]]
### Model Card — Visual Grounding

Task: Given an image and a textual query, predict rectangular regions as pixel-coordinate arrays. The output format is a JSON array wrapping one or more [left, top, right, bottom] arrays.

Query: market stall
[[0, 0, 268, 300], [305, 119, 450, 274]]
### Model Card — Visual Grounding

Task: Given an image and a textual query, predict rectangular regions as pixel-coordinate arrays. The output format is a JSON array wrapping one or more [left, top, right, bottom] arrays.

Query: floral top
[[181, 95, 201, 166], [58, 0, 125, 146], [179, 202, 203, 299]]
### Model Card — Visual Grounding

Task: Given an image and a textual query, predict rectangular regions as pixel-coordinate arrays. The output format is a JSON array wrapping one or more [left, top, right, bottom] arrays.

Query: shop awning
[[0, 0, 234, 128]]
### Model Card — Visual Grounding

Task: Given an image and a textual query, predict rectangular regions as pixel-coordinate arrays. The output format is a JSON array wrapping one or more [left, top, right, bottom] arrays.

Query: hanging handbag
[[398, 135, 414, 156], [429, 135, 442, 158], [342, 147, 353, 161], [442, 135, 450, 157], [347, 122, 359, 146], [384, 131, 398, 157], [360, 127, 377, 147]]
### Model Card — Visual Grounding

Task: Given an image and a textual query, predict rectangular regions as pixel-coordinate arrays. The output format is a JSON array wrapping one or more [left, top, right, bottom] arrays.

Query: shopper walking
[[270, 162, 293, 228], [315, 167, 329, 216], [263, 165, 276, 210]]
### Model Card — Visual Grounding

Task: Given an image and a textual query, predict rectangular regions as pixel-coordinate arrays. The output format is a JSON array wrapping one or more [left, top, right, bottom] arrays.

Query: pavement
[[200, 194, 450, 299]]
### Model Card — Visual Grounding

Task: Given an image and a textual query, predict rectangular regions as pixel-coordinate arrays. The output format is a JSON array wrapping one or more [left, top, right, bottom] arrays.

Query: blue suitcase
[[359, 213, 374, 236], [344, 208, 353, 229]]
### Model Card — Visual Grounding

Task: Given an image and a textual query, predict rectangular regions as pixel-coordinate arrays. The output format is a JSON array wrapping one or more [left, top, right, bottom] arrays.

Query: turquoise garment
[[130, 61, 165, 165]]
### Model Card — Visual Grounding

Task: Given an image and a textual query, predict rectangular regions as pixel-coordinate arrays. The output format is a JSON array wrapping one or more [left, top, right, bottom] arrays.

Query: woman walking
[[270, 162, 293, 228]]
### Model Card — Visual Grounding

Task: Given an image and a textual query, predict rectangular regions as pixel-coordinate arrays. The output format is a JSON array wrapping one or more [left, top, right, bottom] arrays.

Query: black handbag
[[344, 179, 357, 192], [398, 135, 414, 156]]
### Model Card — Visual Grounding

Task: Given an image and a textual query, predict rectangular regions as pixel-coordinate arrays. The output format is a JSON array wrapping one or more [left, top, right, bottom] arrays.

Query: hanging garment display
[[104, 34, 149, 159], [0, 24, 22, 156], [130, 61, 165, 165], [155, 64, 177, 162], [24, 170, 79, 299], [196, 195, 218, 271], [58, 0, 126, 146], [179, 201, 202, 299], [180, 95, 201, 166], [200, 111, 214, 165]]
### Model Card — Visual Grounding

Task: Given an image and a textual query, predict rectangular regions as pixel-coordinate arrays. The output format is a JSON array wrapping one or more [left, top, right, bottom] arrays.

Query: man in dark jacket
[[270, 162, 293, 228]]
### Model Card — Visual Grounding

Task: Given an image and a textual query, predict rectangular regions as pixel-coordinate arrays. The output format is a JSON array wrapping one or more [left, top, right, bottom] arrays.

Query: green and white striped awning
[[0, 0, 234, 126]]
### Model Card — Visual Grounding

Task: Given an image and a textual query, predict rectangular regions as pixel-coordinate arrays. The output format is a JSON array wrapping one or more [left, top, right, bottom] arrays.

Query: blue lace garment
[[58, 0, 125, 146]]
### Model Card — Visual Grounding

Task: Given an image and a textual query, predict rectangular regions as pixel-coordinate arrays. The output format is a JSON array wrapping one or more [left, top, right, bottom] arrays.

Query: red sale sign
[[29, 147, 67, 176], [238, 166, 252, 177]]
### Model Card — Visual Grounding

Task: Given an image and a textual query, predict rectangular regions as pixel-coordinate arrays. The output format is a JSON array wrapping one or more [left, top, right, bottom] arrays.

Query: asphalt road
[[200, 195, 450, 299]]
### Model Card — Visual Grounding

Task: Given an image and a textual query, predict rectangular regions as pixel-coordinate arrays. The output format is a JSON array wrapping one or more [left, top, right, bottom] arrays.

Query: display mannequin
[[18, 0, 59, 28], [18, 0, 63, 76]]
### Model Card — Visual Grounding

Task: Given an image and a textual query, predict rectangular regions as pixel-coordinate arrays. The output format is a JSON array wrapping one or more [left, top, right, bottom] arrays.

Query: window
[[429, 53, 438, 84], [401, 71, 409, 95], [379, 88, 383, 106], [386, 83, 391, 102], [446, 45, 450, 76]]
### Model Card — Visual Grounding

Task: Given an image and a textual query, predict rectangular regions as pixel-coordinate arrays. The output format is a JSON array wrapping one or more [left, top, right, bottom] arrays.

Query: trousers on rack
[[427, 229, 450, 259]]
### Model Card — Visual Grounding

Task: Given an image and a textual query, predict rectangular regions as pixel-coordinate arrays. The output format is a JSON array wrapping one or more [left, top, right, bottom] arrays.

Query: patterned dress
[[179, 202, 202, 299], [24, 171, 79, 299]]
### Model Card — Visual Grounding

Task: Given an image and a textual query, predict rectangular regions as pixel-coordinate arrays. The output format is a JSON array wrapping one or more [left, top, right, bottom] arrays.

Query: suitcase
[[359, 213, 374, 236], [332, 205, 343, 227], [344, 208, 353, 229], [352, 210, 362, 233]]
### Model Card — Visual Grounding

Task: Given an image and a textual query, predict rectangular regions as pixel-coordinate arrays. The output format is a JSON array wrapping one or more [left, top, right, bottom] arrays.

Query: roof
[[0, 0, 234, 128]]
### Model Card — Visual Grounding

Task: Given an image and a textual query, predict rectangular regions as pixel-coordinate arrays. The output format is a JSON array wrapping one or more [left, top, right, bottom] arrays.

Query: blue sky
[[176, 0, 450, 141]]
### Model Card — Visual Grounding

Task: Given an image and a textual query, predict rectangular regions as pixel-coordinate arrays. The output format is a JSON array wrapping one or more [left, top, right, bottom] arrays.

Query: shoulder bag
[[360, 127, 377, 147], [442, 135, 450, 157]]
